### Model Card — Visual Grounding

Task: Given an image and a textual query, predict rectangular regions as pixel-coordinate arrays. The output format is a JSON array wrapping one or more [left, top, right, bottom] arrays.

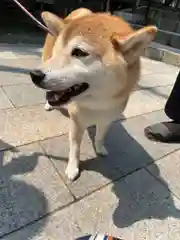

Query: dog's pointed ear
[[111, 26, 157, 64], [41, 11, 64, 36], [65, 8, 92, 22]]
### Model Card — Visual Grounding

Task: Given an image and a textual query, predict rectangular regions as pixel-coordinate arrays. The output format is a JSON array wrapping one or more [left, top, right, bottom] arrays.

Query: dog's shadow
[[79, 120, 180, 228], [0, 140, 48, 238]]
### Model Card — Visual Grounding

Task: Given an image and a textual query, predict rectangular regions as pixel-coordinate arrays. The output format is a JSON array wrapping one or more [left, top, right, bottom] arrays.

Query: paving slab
[[0, 46, 41, 63], [0, 44, 42, 59], [0, 51, 18, 60], [5, 168, 180, 240], [147, 150, 180, 200], [40, 133, 125, 199], [139, 72, 176, 88], [124, 89, 165, 118], [140, 68, 152, 75], [0, 106, 69, 150], [144, 85, 173, 100], [0, 87, 13, 110], [3, 84, 45, 107], [121, 112, 180, 165], [0, 57, 41, 71], [0, 143, 73, 237], [73, 169, 180, 240], [138, 85, 173, 110], [104, 113, 180, 174], [0, 72, 30, 86], [0, 44, 180, 239], [2, 206, 83, 240], [40, 110, 180, 199], [141, 57, 180, 74], [143, 107, 169, 122]]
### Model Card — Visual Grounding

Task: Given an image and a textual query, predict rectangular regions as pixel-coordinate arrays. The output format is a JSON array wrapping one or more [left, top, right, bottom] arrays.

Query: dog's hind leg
[[95, 122, 111, 156]]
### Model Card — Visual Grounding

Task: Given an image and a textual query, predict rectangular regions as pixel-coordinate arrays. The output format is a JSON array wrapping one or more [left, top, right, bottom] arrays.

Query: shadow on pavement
[[0, 65, 30, 75], [0, 140, 48, 239], [46, 117, 180, 229], [138, 84, 170, 100], [82, 121, 180, 228]]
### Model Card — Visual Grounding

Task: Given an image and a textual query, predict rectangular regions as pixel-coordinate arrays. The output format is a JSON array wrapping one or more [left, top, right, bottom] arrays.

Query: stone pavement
[[0, 44, 180, 240]]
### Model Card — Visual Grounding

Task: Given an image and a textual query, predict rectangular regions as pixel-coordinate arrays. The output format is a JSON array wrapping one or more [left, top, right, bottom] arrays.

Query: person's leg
[[145, 70, 180, 142], [165, 70, 180, 122]]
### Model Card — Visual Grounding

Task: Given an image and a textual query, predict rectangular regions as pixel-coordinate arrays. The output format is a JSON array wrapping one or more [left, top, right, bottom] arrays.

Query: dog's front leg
[[95, 122, 110, 156], [44, 101, 53, 111], [65, 118, 84, 181]]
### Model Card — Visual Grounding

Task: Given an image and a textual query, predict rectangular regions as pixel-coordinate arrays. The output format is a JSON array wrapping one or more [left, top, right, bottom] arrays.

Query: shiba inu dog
[[30, 8, 157, 180]]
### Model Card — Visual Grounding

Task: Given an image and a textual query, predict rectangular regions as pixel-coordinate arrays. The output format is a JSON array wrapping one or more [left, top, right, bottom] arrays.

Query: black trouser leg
[[165, 70, 180, 123]]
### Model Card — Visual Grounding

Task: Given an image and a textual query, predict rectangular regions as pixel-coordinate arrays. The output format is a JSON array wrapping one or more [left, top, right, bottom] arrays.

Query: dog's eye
[[71, 48, 89, 57]]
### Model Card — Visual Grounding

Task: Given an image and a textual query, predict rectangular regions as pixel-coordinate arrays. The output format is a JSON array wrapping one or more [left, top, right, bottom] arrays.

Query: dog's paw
[[95, 144, 108, 157], [65, 165, 79, 181], [44, 102, 53, 111]]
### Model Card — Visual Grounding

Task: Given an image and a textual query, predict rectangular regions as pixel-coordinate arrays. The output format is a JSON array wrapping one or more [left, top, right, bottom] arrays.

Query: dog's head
[[30, 9, 157, 108]]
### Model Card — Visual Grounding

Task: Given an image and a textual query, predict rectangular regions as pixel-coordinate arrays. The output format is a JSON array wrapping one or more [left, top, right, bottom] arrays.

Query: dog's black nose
[[30, 69, 45, 85]]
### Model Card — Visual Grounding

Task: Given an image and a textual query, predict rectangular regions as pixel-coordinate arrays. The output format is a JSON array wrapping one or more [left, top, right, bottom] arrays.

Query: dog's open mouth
[[46, 82, 89, 106]]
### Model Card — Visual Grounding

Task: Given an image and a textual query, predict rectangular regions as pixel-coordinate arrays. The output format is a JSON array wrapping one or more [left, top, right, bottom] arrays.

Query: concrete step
[[114, 7, 180, 49], [114, 8, 146, 25]]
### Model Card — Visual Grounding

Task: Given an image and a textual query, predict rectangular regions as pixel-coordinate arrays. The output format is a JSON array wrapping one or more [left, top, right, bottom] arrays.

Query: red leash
[[11, 0, 54, 35]]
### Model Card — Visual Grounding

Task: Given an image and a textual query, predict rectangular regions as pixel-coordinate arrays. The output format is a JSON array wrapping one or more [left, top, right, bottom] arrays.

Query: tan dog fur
[[35, 8, 157, 180]]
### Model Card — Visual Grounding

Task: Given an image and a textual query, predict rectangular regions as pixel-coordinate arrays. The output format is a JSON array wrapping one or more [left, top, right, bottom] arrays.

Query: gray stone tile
[[0, 57, 41, 77], [41, 111, 180, 196], [103, 117, 154, 174], [0, 143, 73, 237], [119, 114, 180, 172], [141, 57, 179, 74], [0, 56, 40, 66], [143, 109, 170, 123], [0, 87, 13, 109], [4, 169, 180, 240], [3, 84, 45, 107], [124, 89, 164, 118], [0, 51, 17, 60], [2, 207, 82, 240], [145, 85, 173, 100], [0, 72, 30, 86], [139, 72, 176, 88], [74, 169, 180, 240], [41, 131, 95, 159], [147, 150, 180, 199], [40, 132, 125, 199], [0, 106, 68, 150], [0, 45, 42, 59], [89, 115, 178, 175], [141, 85, 173, 108], [141, 68, 152, 75]]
